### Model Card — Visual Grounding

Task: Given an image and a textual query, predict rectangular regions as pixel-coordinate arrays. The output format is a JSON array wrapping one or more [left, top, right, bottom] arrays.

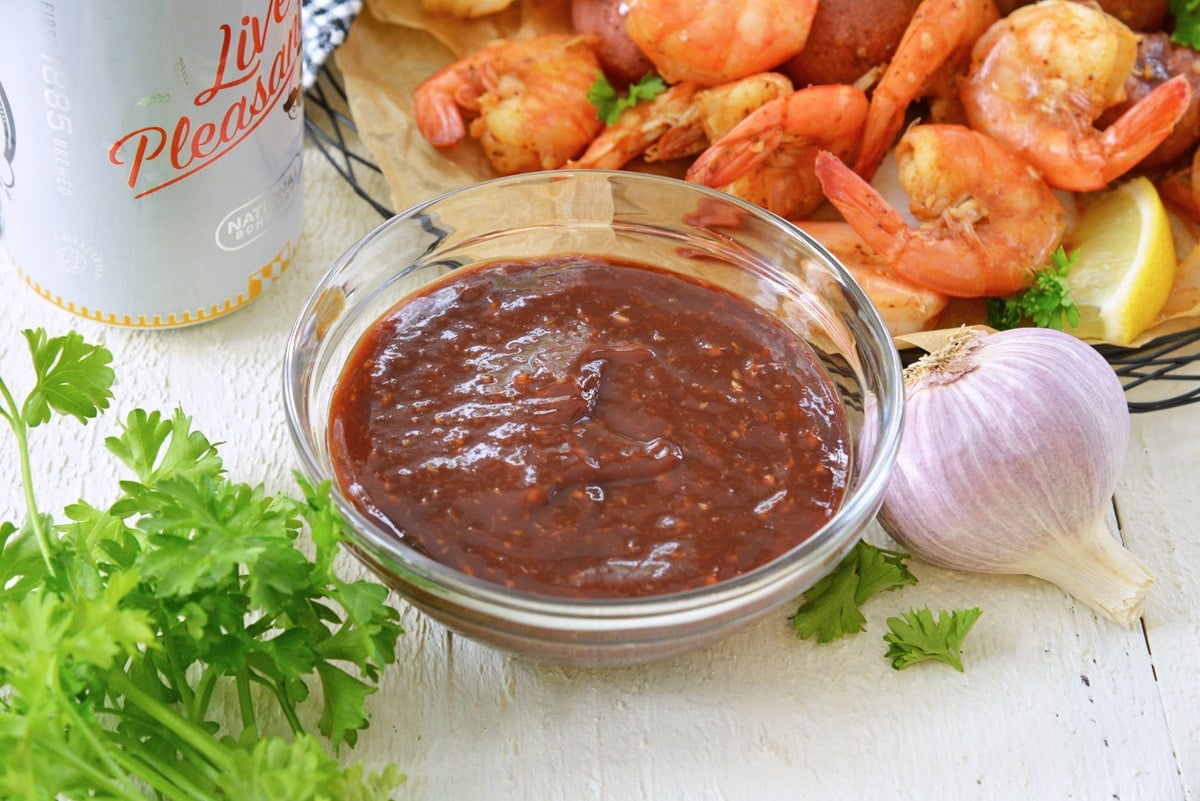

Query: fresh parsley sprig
[[587, 72, 667, 125], [789, 541, 918, 643], [883, 607, 983, 672], [1171, 0, 1200, 48], [790, 541, 982, 671], [986, 246, 1081, 331], [0, 328, 405, 800]]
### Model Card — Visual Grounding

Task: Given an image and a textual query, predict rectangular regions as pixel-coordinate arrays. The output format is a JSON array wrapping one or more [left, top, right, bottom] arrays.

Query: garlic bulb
[[878, 327, 1154, 627]]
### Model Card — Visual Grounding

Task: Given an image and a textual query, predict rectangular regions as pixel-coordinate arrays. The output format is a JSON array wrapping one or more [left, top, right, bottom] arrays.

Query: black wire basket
[[303, 68, 1200, 414]]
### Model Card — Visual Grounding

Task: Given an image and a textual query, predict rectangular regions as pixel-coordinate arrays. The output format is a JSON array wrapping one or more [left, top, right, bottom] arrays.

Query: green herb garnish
[[883, 607, 982, 671], [986, 246, 1081, 331], [1171, 0, 1200, 48], [788, 540, 918, 643], [587, 71, 668, 125], [0, 328, 404, 800]]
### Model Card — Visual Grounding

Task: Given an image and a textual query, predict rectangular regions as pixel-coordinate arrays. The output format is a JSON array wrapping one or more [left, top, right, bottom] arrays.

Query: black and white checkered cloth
[[301, 0, 362, 88]]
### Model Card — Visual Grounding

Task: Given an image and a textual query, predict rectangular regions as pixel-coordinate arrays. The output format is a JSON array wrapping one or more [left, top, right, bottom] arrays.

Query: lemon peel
[[1065, 177, 1176, 346]]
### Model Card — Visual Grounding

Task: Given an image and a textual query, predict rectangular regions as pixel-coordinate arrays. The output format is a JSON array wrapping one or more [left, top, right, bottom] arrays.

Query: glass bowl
[[283, 170, 904, 667]]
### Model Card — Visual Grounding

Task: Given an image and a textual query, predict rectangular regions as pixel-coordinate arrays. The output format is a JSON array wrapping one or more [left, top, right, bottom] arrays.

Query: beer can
[[0, 0, 304, 328]]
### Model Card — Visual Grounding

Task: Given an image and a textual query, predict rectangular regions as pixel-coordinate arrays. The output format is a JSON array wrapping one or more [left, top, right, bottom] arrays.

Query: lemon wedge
[[1064, 176, 1176, 346]]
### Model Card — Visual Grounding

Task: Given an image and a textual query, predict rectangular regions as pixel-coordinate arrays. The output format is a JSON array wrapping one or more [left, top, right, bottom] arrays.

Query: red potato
[[782, 0, 920, 87], [1097, 0, 1168, 29], [1098, 32, 1200, 171], [571, 0, 656, 85], [995, 0, 1167, 30]]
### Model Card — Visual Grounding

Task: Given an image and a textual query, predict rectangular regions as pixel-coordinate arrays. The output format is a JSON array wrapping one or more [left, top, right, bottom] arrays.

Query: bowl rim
[[282, 169, 905, 621]]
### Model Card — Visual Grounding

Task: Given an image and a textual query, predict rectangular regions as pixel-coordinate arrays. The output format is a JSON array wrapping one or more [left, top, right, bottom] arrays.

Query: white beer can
[[0, 0, 304, 328]]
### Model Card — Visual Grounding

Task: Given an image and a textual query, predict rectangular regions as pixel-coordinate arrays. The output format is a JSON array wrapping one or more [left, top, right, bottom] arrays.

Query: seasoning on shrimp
[[814, 124, 1067, 298], [796, 221, 951, 337], [960, 0, 1192, 192], [1097, 31, 1200, 172], [413, 34, 605, 175], [854, 0, 1000, 180], [624, 0, 818, 85], [570, 81, 703, 169], [687, 84, 869, 220], [568, 72, 795, 170], [649, 72, 800, 164]]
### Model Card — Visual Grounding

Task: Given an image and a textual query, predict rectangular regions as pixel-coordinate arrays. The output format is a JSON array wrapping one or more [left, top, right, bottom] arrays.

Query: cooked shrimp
[[646, 72, 798, 162], [960, 0, 1192, 192], [624, 0, 818, 85], [854, 0, 1000, 179], [814, 124, 1068, 298], [687, 84, 869, 220], [568, 73, 794, 170], [797, 221, 951, 336], [1097, 31, 1200, 171], [567, 81, 703, 170], [413, 34, 604, 175]]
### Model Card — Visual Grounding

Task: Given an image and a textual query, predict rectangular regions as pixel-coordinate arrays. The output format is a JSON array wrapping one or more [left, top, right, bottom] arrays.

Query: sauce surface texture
[[329, 257, 849, 598]]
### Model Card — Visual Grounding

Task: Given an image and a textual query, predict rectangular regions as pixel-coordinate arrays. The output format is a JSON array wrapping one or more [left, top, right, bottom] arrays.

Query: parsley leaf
[[789, 540, 918, 642], [0, 328, 405, 800], [107, 407, 224, 487], [1171, 0, 1200, 48], [18, 328, 113, 427], [986, 247, 1081, 331], [984, 294, 1022, 331], [883, 607, 982, 671], [587, 71, 667, 125]]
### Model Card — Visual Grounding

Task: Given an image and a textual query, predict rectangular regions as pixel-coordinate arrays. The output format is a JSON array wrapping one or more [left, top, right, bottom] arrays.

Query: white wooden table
[[2, 139, 1198, 801]]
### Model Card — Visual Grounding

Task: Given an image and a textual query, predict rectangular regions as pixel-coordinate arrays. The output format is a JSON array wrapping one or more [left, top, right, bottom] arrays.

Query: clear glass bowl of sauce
[[284, 170, 904, 666]]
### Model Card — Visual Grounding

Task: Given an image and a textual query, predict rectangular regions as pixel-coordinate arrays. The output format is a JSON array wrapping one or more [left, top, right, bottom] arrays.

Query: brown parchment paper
[[334, 0, 1200, 350]]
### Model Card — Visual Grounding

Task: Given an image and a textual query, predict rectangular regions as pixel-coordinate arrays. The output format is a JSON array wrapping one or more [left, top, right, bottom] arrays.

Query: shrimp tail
[[854, 94, 905, 181], [815, 147, 1008, 298], [414, 76, 471, 147], [687, 123, 784, 187], [644, 112, 708, 162], [814, 150, 909, 259], [416, 97, 469, 147], [691, 85, 867, 187], [1099, 73, 1193, 186], [854, 0, 1001, 180]]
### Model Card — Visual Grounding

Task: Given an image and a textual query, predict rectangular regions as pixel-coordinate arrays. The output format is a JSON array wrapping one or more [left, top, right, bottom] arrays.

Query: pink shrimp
[[855, 0, 1000, 180], [413, 34, 604, 175], [624, 0, 818, 85], [568, 72, 795, 170], [1097, 31, 1200, 172], [960, 0, 1192, 192], [797, 221, 951, 336], [566, 81, 703, 170], [814, 124, 1067, 298], [687, 83, 870, 220]]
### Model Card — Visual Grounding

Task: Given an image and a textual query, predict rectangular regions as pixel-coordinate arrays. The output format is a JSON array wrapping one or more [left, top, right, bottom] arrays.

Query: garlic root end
[[1021, 522, 1155, 629]]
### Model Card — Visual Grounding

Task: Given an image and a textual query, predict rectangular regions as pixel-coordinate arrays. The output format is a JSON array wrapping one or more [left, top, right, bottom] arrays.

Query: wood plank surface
[[1120, 391, 1200, 800]]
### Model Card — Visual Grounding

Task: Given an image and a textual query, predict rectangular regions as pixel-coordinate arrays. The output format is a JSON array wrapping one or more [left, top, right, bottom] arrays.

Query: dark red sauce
[[329, 256, 849, 598]]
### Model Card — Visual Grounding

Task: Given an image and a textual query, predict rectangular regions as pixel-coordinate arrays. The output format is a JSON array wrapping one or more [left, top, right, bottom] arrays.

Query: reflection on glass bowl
[[283, 169, 904, 667]]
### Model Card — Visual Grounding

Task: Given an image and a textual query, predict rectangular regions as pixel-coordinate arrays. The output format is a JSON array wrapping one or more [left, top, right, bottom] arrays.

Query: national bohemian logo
[[0, 80, 16, 190]]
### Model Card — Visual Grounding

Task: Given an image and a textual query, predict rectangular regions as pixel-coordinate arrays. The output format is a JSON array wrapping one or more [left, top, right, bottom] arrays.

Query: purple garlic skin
[[879, 327, 1130, 574]]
